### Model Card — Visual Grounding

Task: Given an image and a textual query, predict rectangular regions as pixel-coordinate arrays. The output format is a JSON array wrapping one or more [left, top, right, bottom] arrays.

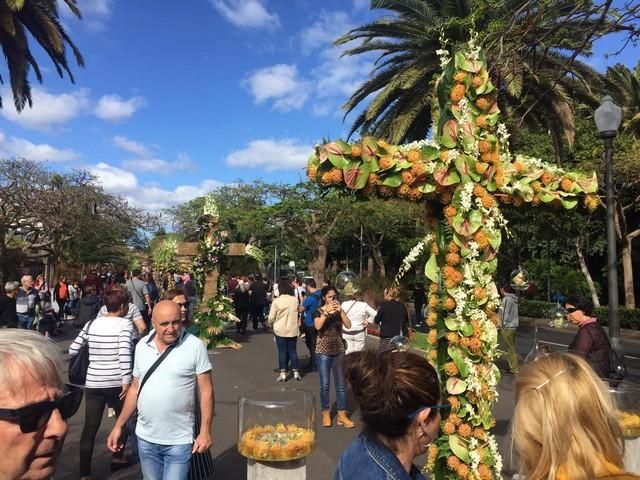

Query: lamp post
[[594, 95, 623, 357]]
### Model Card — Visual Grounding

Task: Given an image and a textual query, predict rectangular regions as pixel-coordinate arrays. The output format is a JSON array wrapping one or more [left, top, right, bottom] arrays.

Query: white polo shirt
[[134, 329, 212, 445]]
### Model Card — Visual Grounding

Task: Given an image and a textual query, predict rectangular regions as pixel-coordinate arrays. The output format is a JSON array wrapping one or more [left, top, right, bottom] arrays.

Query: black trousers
[[79, 387, 127, 476], [304, 324, 317, 368], [236, 307, 249, 334], [251, 304, 265, 329]]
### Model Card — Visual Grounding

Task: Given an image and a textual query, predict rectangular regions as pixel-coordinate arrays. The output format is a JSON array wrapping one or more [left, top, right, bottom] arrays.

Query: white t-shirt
[[341, 300, 377, 333], [134, 330, 212, 445]]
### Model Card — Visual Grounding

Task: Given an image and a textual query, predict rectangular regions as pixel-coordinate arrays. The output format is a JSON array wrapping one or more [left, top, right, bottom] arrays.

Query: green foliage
[[194, 278, 237, 348], [519, 299, 640, 330], [151, 236, 179, 273], [520, 258, 600, 300]]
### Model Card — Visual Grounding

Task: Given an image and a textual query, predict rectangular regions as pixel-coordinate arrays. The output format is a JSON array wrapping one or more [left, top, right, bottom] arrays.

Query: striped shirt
[[98, 302, 143, 340], [69, 315, 134, 388]]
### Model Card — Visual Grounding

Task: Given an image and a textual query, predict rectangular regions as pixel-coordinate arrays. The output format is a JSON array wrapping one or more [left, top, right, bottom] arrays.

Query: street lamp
[[594, 95, 623, 358]]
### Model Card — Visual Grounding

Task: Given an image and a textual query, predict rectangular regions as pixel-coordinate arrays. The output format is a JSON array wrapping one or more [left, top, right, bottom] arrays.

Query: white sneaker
[[293, 370, 302, 381], [276, 371, 287, 382]]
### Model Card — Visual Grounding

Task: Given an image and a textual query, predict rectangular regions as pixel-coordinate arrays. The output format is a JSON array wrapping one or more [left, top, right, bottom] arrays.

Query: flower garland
[[306, 36, 598, 480]]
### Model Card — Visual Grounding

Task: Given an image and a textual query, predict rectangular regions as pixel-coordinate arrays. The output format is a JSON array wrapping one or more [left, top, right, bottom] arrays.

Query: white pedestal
[[247, 458, 306, 480], [624, 437, 640, 474]]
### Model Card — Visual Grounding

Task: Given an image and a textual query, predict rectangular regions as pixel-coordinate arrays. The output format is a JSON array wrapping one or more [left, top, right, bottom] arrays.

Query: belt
[[342, 328, 366, 335]]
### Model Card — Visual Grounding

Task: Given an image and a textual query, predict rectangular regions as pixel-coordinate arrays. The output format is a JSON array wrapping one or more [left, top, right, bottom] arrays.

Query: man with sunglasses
[[0, 330, 83, 479], [107, 300, 214, 479]]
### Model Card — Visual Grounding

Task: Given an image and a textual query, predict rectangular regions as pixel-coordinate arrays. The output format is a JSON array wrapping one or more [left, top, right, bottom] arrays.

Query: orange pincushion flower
[[444, 205, 457, 218], [443, 265, 457, 279], [480, 152, 492, 163], [410, 162, 426, 176], [473, 427, 486, 440], [453, 71, 467, 83], [401, 171, 415, 185], [474, 287, 487, 300], [475, 162, 488, 175], [408, 187, 422, 201], [475, 97, 490, 110], [431, 243, 439, 255], [444, 297, 456, 310], [446, 252, 461, 266], [458, 423, 472, 438], [468, 337, 482, 353], [398, 184, 411, 197], [439, 150, 449, 162], [478, 464, 492, 480], [478, 140, 491, 153], [481, 195, 495, 209], [475, 115, 487, 127], [446, 456, 461, 471], [532, 180, 542, 193], [379, 155, 395, 170], [379, 185, 393, 197], [429, 283, 439, 294], [561, 177, 573, 192], [428, 296, 439, 309], [490, 152, 501, 163], [448, 242, 459, 253], [457, 464, 471, 479], [513, 159, 525, 172], [443, 422, 457, 436], [326, 168, 343, 184], [451, 84, 466, 103], [428, 329, 438, 345], [532, 193, 541, 206], [584, 194, 600, 212], [407, 149, 421, 163], [368, 172, 380, 185], [350, 145, 362, 157], [448, 396, 460, 410], [472, 74, 483, 88], [495, 173, 505, 188], [474, 230, 489, 249], [473, 184, 487, 198], [449, 413, 462, 426], [428, 349, 438, 362], [488, 311, 499, 326], [320, 171, 332, 185], [307, 165, 318, 180], [447, 332, 460, 344], [541, 171, 554, 185], [460, 337, 472, 348], [428, 444, 438, 465], [377, 139, 390, 150]]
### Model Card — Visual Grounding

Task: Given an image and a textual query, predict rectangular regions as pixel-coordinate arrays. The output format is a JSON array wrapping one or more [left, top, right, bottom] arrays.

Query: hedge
[[519, 299, 640, 330]]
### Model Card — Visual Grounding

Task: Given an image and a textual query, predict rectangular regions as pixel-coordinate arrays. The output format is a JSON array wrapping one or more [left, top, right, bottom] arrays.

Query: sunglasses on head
[[565, 307, 579, 313], [0, 384, 83, 433], [407, 403, 451, 421]]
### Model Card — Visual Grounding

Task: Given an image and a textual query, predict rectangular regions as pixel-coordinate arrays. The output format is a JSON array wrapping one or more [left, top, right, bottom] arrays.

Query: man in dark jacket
[[0, 281, 19, 328]]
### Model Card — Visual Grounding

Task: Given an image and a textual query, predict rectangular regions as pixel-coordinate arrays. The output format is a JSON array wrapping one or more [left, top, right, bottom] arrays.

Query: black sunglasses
[[565, 307, 579, 313], [0, 384, 83, 433], [177, 302, 190, 308], [407, 404, 451, 421]]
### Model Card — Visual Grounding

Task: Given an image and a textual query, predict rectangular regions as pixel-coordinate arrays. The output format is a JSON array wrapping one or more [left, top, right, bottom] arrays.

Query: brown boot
[[337, 410, 354, 428], [322, 409, 332, 427]]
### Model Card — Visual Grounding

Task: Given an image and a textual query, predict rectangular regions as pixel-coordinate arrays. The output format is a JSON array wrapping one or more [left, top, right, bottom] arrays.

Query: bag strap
[[137, 339, 177, 398]]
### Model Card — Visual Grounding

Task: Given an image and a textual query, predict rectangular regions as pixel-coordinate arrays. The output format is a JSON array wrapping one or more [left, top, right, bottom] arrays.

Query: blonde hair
[[384, 286, 401, 301], [512, 353, 624, 480]]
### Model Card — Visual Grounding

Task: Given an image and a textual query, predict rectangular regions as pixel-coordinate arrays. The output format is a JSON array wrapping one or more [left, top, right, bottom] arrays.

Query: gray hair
[[20, 275, 32, 285], [0, 330, 65, 394], [4, 281, 19, 292]]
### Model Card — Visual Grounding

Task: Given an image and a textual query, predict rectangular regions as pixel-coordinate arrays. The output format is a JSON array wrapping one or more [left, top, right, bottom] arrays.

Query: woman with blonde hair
[[512, 352, 638, 480], [373, 286, 409, 352]]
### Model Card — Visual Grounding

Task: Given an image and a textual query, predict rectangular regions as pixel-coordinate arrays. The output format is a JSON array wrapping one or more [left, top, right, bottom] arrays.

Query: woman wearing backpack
[[565, 294, 611, 378]]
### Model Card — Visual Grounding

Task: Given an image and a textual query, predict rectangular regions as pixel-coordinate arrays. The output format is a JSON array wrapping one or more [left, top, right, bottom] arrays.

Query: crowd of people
[[0, 264, 635, 480]]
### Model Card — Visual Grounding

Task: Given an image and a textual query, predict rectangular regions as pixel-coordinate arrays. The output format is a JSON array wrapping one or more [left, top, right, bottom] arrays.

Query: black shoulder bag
[[137, 339, 214, 480], [69, 320, 94, 385]]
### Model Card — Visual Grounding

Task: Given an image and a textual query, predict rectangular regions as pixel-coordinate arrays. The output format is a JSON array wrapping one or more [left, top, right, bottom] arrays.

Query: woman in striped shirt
[[69, 289, 134, 479]]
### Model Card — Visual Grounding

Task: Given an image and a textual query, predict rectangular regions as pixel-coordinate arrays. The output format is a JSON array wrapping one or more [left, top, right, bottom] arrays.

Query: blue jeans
[[17, 313, 34, 330], [316, 353, 346, 410], [138, 438, 191, 480], [275, 336, 299, 371]]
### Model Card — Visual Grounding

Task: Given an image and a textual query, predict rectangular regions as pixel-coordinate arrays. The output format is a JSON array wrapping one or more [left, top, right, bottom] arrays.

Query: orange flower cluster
[[411, 162, 426, 177], [406, 149, 422, 163], [368, 172, 380, 185], [444, 361, 459, 376], [307, 165, 317, 180], [541, 171, 554, 185], [560, 177, 573, 192], [443, 422, 457, 436], [454, 71, 467, 83], [513, 159, 525, 172], [401, 171, 415, 185], [451, 84, 466, 103], [475, 162, 488, 174], [475, 96, 491, 111], [427, 444, 439, 467], [472, 74, 484, 88], [584, 194, 600, 212], [444, 296, 456, 310], [473, 229, 489, 249], [321, 168, 343, 186], [238, 424, 315, 461], [350, 145, 362, 157], [379, 185, 393, 197], [443, 266, 463, 288], [379, 155, 395, 170], [447, 455, 471, 479], [458, 423, 472, 438], [447, 332, 460, 344], [428, 329, 438, 345], [478, 464, 493, 480], [475, 115, 487, 128], [446, 252, 461, 266], [445, 205, 457, 218], [427, 311, 438, 326]]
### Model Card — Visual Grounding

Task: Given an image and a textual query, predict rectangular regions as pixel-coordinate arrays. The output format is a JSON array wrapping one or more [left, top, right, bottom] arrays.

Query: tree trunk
[[372, 246, 386, 277], [574, 238, 600, 307], [367, 257, 374, 276], [308, 237, 327, 285], [622, 234, 636, 309]]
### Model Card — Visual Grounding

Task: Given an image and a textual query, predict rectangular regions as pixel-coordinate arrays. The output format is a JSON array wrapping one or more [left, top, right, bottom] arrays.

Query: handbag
[[68, 320, 94, 385], [137, 339, 214, 480]]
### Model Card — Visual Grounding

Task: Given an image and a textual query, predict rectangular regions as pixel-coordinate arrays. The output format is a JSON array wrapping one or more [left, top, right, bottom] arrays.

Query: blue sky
[[0, 0, 638, 212]]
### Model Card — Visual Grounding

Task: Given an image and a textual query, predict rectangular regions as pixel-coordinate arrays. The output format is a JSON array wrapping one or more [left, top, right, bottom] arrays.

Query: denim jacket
[[334, 433, 427, 480]]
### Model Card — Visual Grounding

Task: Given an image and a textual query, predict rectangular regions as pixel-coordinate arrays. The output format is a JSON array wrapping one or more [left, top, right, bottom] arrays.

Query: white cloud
[[0, 131, 79, 162], [60, 0, 112, 31], [112, 136, 152, 157], [300, 11, 354, 54], [225, 139, 310, 171], [1, 87, 90, 131], [245, 64, 311, 111], [210, 0, 280, 28], [352, 0, 369, 10], [313, 45, 371, 99], [88, 162, 223, 211], [95, 94, 146, 121]]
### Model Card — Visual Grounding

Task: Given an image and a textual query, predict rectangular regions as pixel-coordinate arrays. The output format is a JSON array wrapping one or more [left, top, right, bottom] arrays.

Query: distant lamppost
[[594, 95, 623, 357]]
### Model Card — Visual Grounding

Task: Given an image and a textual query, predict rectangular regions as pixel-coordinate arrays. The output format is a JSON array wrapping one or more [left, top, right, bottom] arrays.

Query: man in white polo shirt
[[107, 301, 214, 479]]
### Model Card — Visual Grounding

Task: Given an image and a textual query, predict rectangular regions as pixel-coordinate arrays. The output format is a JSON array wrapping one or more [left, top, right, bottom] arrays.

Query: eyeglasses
[[565, 307, 579, 313], [0, 384, 83, 433], [176, 302, 190, 308], [407, 404, 451, 420]]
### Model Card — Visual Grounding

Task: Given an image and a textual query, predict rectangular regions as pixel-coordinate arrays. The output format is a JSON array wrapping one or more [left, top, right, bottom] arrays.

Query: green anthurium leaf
[[576, 173, 598, 194], [325, 141, 349, 156], [446, 378, 467, 395], [449, 435, 472, 463], [485, 111, 500, 126], [440, 119, 459, 149], [421, 145, 440, 161], [486, 229, 501, 250], [445, 316, 463, 331], [481, 257, 498, 274], [455, 52, 467, 71], [327, 153, 349, 169], [486, 179, 497, 192], [308, 153, 319, 167], [448, 346, 470, 377], [455, 155, 471, 181], [451, 103, 463, 121], [434, 167, 460, 186], [539, 191, 555, 203], [425, 254, 440, 283], [396, 160, 412, 170], [461, 322, 474, 337], [382, 175, 402, 188], [452, 209, 482, 236], [560, 197, 579, 209], [474, 69, 490, 94], [519, 185, 534, 202], [419, 183, 436, 193], [361, 136, 379, 162]]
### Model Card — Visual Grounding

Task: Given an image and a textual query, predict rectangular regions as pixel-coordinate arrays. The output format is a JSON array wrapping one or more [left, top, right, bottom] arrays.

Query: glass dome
[[510, 266, 531, 291], [335, 270, 358, 296], [238, 387, 316, 462], [610, 382, 640, 439], [547, 303, 569, 328]]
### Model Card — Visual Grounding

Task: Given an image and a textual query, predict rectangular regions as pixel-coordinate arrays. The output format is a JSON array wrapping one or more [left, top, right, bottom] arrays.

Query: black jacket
[[0, 294, 17, 327], [73, 294, 102, 328], [569, 322, 611, 378], [374, 300, 409, 338]]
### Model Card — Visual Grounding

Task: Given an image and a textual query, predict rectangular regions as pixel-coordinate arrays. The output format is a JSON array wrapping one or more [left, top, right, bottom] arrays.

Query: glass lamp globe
[[335, 270, 358, 296], [547, 303, 569, 328], [510, 266, 531, 291], [594, 95, 622, 137]]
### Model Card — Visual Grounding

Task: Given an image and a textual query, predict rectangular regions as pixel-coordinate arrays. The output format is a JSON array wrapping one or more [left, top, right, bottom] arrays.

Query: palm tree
[[337, 0, 622, 163], [0, 0, 84, 111], [607, 62, 640, 137]]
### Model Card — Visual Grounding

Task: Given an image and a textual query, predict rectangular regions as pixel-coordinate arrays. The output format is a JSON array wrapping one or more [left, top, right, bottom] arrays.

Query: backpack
[[594, 323, 627, 381]]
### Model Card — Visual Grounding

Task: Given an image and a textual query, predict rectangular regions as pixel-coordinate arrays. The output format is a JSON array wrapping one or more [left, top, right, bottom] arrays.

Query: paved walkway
[[52, 326, 521, 479]]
